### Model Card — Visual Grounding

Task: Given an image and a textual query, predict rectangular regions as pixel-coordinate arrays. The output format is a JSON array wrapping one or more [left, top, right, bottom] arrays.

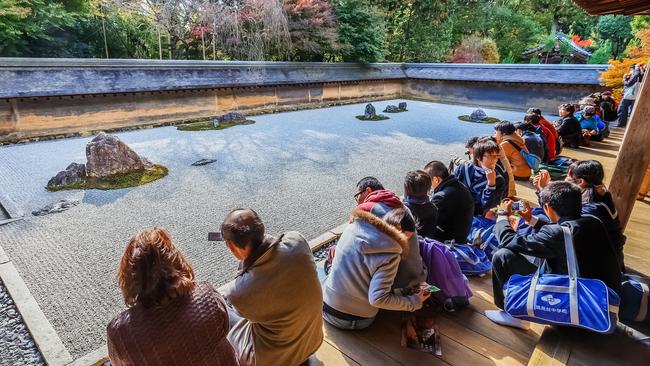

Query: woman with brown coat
[[107, 228, 238, 366]]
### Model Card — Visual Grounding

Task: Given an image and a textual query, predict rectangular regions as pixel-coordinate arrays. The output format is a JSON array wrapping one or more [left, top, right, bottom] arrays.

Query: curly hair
[[118, 228, 195, 308]]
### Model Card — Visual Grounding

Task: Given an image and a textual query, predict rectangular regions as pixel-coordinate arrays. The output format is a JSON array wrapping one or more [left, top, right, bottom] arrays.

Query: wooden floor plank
[[526, 327, 571, 366], [322, 323, 401, 366], [310, 340, 361, 366]]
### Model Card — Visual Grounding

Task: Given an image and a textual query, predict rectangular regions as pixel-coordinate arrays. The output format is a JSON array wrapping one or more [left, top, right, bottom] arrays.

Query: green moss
[[177, 119, 255, 131], [383, 108, 407, 113], [355, 115, 390, 121], [458, 115, 502, 124], [47, 164, 168, 191]]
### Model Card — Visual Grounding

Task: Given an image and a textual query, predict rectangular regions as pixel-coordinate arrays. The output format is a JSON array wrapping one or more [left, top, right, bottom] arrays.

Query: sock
[[484, 310, 530, 330]]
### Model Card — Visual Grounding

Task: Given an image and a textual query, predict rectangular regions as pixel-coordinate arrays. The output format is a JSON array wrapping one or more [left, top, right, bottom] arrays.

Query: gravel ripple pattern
[[0, 100, 551, 358]]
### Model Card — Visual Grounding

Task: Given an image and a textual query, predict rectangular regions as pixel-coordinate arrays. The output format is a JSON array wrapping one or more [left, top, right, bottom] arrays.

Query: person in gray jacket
[[322, 207, 430, 330]]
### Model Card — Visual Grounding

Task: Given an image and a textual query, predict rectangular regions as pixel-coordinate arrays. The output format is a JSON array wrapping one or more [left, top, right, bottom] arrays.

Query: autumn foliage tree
[[449, 35, 500, 64], [600, 28, 650, 101], [284, 0, 339, 61]]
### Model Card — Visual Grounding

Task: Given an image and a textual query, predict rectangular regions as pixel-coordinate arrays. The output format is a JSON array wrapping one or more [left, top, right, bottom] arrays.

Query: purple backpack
[[418, 237, 473, 310]]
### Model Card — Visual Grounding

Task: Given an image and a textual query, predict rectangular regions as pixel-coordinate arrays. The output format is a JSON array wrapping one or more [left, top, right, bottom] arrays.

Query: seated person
[[402, 170, 438, 239], [323, 206, 430, 330], [515, 122, 546, 164], [486, 182, 622, 329], [494, 121, 532, 180], [465, 136, 513, 199], [219, 209, 323, 366], [354, 177, 427, 289], [423, 160, 474, 243], [526, 108, 558, 161], [534, 160, 626, 272], [522, 114, 551, 162], [577, 106, 601, 143], [554, 103, 581, 148], [600, 91, 618, 123], [454, 139, 506, 216], [107, 228, 238, 366]]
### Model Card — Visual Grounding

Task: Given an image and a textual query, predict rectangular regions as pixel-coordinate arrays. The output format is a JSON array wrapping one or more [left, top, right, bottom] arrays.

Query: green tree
[[334, 0, 385, 62], [588, 41, 612, 64], [597, 15, 632, 59]]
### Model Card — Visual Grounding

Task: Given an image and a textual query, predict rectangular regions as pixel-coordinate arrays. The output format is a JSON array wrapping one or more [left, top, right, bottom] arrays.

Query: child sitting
[[402, 170, 438, 239]]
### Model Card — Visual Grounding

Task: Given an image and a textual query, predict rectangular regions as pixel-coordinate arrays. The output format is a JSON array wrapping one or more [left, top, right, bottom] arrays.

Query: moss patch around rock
[[458, 115, 502, 124], [177, 119, 255, 131], [47, 164, 168, 191], [355, 115, 390, 121]]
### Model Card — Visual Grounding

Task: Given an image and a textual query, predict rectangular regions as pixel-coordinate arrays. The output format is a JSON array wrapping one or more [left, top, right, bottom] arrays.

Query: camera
[[511, 201, 525, 212]]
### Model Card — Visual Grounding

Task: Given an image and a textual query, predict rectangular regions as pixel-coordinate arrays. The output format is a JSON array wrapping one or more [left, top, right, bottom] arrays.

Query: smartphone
[[423, 285, 441, 294], [208, 232, 223, 241]]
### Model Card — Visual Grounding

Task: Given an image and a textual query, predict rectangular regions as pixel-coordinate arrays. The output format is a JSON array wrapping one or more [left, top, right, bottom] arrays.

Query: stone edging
[[0, 258, 72, 365]]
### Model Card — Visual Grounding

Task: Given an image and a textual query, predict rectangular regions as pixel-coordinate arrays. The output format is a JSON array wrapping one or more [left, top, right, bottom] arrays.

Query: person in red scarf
[[526, 108, 559, 161]]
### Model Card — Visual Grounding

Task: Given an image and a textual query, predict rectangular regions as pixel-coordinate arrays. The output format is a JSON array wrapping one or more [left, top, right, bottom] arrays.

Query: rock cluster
[[470, 109, 488, 121], [47, 132, 158, 190], [0, 280, 45, 365], [384, 105, 400, 113], [213, 112, 246, 128]]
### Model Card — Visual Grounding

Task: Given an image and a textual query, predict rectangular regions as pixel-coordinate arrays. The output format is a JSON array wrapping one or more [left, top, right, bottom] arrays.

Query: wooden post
[[609, 66, 650, 229]]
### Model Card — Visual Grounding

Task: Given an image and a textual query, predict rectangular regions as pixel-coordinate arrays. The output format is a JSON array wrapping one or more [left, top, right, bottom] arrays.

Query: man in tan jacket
[[217, 209, 323, 366]]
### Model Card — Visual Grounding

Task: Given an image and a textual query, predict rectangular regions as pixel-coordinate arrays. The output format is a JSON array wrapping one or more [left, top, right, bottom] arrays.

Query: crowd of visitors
[[105, 98, 639, 365]]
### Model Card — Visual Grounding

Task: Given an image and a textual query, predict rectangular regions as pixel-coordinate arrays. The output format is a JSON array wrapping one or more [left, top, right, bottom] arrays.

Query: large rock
[[364, 104, 377, 119], [213, 112, 246, 127], [398, 102, 407, 110], [470, 109, 487, 121], [85, 132, 145, 178], [47, 163, 86, 188]]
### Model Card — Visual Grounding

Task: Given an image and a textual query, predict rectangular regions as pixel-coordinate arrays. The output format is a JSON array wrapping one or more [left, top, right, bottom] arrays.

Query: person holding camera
[[485, 182, 622, 329], [217, 209, 323, 366]]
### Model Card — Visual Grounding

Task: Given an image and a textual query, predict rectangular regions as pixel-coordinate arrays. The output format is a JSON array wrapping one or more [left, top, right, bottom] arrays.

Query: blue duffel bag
[[504, 225, 620, 333], [444, 240, 491, 277], [620, 274, 650, 323]]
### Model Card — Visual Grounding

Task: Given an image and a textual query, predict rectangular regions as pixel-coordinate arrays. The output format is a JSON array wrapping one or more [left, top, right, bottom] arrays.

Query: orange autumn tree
[[600, 29, 650, 101]]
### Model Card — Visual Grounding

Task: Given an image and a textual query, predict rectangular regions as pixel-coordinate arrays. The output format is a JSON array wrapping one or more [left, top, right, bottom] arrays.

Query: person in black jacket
[[486, 181, 622, 329], [423, 161, 474, 243], [402, 170, 438, 239], [554, 103, 581, 148]]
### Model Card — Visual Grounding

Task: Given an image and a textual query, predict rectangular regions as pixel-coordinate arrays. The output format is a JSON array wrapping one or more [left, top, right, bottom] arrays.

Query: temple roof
[[522, 32, 592, 57]]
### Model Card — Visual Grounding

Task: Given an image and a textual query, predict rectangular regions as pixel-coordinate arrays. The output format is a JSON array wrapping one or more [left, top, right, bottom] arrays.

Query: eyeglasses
[[353, 191, 363, 200]]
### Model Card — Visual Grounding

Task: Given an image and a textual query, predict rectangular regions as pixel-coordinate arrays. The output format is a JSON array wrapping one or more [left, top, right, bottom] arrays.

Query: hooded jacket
[[323, 209, 422, 319], [500, 134, 531, 179]]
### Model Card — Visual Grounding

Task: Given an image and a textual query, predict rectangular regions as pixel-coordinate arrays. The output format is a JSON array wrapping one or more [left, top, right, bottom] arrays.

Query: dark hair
[[118, 228, 195, 308], [524, 113, 542, 125], [465, 136, 480, 149], [472, 139, 500, 165], [560, 103, 575, 115], [423, 160, 450, 180], [404, 170, 432, 197], [220, 208, 265, 249], [527, 108, 542, 115], [539, 181, 582, 218], [356, 176, 384, 192], [582, 106, 595, 117], [383, 207, 416, 233], [494, 121, 516, 135], [515, 121, 534, 132], [568, 160, 604, 186]]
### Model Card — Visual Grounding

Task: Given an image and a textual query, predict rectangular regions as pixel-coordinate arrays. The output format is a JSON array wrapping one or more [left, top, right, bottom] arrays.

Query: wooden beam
[[609, 64, 650, 229]]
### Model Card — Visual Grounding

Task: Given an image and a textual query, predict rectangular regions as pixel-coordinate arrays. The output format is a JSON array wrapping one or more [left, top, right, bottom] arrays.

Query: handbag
[[620, 274, 650, 323], [504, 225, 620, 333], [506, 140, 541, 171]]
